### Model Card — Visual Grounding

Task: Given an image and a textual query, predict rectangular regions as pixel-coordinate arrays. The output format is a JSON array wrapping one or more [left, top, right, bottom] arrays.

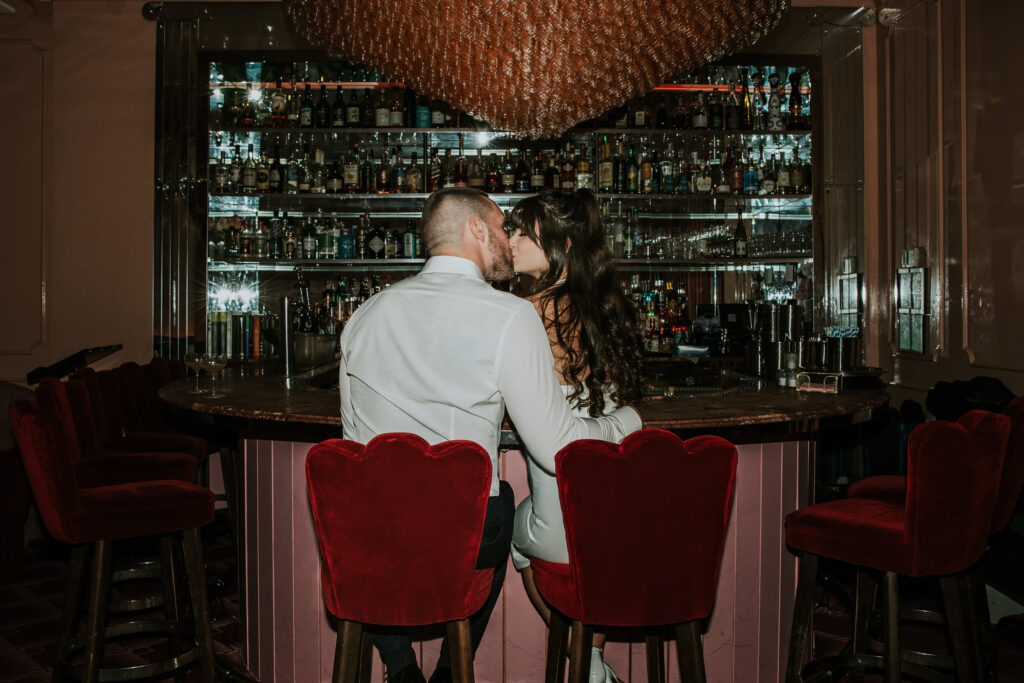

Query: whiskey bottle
[[559, 144, 576, 192], [391, 148, 407, 192], [300, 84, 314, 128], [708, 89, 724, 130], [239, 218, 254, 257], [270, 77, 287, 128], [626, 147, 639, 194], [775, 152, 792, 194], [285, 150, 300, 194], [241, 144, 257, 194], [575, 146, 594, 191], [297, 145, 312, 193], [315, 84, 331, 128], [282, 213, 298, 259], [429, 148, 443, 191], [359, 148, 376, 193], [485, 154, 501, 193], [691, 93, 709, 129], [515, 150, 531, 193], [374, 90, 391, 127], [406, 151, 424, 193], [360, 88, 374, 127], [376, 150, 392, 193], [345, 89, 361, 127], [787, 70, 804, 131], [331, 86, 346, 127], [733, 214, 748, 258], [389, 90, 404, 127], [467, 150, 486, 189], [285, 73, 301, 127], [255, 149, 271, 193], [308, 149, 326, 194], [501, 151, 515, 193], [228, 145, 242, 193], [597, 137, 613, 193], [344, 149, 360, 193], [659, 143, 676, 195], [213, 151, 229, 193], [430, 98, 447, 127], [325, 157, 342, 194]]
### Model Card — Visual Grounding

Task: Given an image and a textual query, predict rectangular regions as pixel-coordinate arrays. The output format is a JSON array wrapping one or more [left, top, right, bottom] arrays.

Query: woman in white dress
[[507, 189, 644, 683]]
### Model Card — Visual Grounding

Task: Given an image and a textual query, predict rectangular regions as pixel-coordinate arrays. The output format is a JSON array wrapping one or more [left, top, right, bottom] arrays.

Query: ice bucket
[[294, 333, 336, 365]]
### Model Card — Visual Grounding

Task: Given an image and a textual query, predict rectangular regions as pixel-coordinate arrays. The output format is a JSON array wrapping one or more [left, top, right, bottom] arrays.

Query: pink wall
[[0, 0, 154, 383]]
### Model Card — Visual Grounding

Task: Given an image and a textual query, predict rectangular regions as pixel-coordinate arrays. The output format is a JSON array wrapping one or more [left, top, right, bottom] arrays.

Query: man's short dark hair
[[420, 187, 498, 256]]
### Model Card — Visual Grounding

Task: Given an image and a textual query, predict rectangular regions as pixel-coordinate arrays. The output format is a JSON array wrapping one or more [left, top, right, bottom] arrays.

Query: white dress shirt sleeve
[[338, 342, 355, 437], [496, 303, 643, 475]]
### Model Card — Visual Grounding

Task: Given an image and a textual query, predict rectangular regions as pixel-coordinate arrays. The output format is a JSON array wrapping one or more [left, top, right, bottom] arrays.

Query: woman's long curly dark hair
[[508, 189, 644, 416]]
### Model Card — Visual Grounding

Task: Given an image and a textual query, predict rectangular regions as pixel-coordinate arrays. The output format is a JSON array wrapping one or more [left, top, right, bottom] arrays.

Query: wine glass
[[184, 351, 207, 395], [201, 354, 227, 399]]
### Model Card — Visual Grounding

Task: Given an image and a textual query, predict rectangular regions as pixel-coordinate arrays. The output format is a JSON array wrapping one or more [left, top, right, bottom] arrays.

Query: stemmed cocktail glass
[[201, 354, 227, 399], [184, 351, 207, 395]]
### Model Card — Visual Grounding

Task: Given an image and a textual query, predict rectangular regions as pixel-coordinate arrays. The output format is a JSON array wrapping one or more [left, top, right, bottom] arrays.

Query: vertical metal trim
[[958, 0, 973, 363], [932, 0, 946, 361]]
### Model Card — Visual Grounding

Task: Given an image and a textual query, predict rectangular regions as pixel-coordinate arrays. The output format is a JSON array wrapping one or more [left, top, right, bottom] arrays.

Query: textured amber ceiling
[[285, 0, 790, 139]]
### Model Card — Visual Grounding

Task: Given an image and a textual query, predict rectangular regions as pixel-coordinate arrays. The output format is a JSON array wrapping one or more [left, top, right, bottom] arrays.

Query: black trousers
[[371, 480, 515, 674]]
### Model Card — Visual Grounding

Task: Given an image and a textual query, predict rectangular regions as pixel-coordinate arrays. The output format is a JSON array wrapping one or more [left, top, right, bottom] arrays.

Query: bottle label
[[416, 106, 431, 128], [344, 164, 359, 185], [760, 178, 776, 194], [531, 174, 546, 189], [777, 170, 791, 188], [598, 163, 613, 188], [300, 108, 312, 126], [403, 233, 417, 258], [346, 107, 360, 124], [375, 109, 390, 127], [576, 172, 594, 190], [695, 175, 713, 193], [635, 111, 646, 127], [368, 235, 384, 254], [389, 111, 403, 126], [431, 110, 445, 126]]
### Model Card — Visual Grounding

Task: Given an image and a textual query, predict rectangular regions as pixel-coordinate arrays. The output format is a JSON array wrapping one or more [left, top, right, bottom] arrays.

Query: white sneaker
[[589, 647, 619, 683]]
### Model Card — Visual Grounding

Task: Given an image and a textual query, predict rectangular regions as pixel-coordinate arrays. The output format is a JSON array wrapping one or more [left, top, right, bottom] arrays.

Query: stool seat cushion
[[846, 474, 906, 505], [787, 411, 1010, 578], [71, 480, 215, 543], [76, 451, 198, 488]]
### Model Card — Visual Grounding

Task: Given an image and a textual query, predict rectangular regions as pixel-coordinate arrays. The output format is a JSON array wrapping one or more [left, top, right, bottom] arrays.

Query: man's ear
[[467, 215, 487, 242]]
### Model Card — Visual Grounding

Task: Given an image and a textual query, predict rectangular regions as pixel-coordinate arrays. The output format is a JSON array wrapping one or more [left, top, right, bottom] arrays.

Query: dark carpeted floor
[[2, 525, 1024, 683]]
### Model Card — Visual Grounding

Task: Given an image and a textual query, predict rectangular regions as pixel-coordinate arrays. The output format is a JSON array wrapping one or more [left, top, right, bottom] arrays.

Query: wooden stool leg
[[675, 621, 706, 683], [940, 574, 978, 683], [447, 618, 475, 683], [333, 619, 364, 683], [53, 543, 89, 683], [181, 527, 216, 683], [882, 570, 900, 683], [785, 551, 819, 683], [645, 630, 664, 683], [357, 629, 374, 683], [567, 621, 593, 683], [82, 540, 113, 683], [546, 610, 570, 683]]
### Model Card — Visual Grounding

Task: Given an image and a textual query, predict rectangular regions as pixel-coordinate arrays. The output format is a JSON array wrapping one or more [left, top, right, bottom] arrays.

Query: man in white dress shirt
[[339, 187, 642, 683]]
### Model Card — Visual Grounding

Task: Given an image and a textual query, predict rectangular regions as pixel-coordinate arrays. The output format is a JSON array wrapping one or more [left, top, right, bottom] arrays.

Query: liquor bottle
[[733, 214, 748, 257], [301, 216, 317, 259], [237, 218, 253, 257], [626, 147, 639, 194], [429, 148, 443, 191], [515, 150, 531, 193], [655, 96, 670, 129], [374, 90, 390, 127], [740, 68, 753, 130], [675, 152, 690, 194], [485, 154, 501, 193], [575, 146, 594, 191], [612, 104, 629, 129], [715, 153, 731, 194], [366, 222, 386, 259], [546, 153, 559, 191], [212, 151, 229, 192], [625, 206, 641, 258], [241, 144, 257, 194], [632, 97, 651, 128], [659, 143, 675, 195], [225, 217, 239, 256], [729, 149, 745, 194], [315, 84, 331, 127], [724, 81, 742, 130], [708, 89, 724, 130], [300, 83, 314, 127], [775, 152, 792, 194], [406, 151, 423, 192], [467, 149, 486, 189], [559, 144, 577, 192], [399, 220, 416, 259], [597, 137, 614, 193], [751, 70, 767, 131], [441, 149, 454, 188], [694, 154, 713, 194], [316, 209, 334, 257], [430, 97, 447, 127], [308, 149, 326, 194], [337, 221, 355, 259], [343, 150, 360, 193], [403, 88, 417, 127], [612, 141, 626, 193], [345, 89, 361, 127], [389, 90, 404, 127], [454, 136, 468, 187], [239, 89, 256, 127], [285, 75, 301, 127], [743, 148, 760, 195], [376, 149, 392, 193], [787, 70, 804, 130], [285, 149, 300, 194], [691, 93, 709, 129], [501, 151, 515, 193], [255, 149, 271, 193], [282, 213, 298, 259], [415, 94, 431, 128], [268, 210, 283, 259], [270, 77, 287, 127], [353, 214, 369, 259], [297, 145, 312, 193], [639, 146, 653, 194], [391, 148, 407, 192], [359, 148, 376, 193], [671, 95, 689, 129], [610, 201, 626, 258], [228, 145, 242, 193], [331, 86, 346, 127], [325, 157, 342, 193], [760, 152, 777, 195], [766, 72, 785, 132], [382, 224, 398, 259], [360, 88, 374, 127]]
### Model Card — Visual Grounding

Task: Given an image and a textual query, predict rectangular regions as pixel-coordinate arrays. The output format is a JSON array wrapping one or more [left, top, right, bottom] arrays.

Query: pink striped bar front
[[242, 438, 813, 683]]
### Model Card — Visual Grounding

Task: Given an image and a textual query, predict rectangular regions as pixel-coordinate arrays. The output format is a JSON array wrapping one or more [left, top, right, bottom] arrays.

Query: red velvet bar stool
[[35, 378, 198, 486], [9, 400, 217, 683], [527, 430, 738, 683], [306, 434, 497, 683], [785, 410, 1012, 683], [845, 396, 1024, 678]]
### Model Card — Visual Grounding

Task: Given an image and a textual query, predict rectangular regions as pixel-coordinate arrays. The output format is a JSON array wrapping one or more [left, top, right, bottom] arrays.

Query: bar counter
[[160, 364, 889, 683]]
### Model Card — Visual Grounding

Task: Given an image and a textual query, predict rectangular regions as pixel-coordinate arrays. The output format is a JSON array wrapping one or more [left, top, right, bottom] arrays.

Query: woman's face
[[510, 222, 549, 280]]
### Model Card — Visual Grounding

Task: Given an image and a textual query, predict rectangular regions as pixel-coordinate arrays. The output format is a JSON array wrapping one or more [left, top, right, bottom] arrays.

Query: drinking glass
[[201, 354, 227, 399], [184, 352, 207, 395]]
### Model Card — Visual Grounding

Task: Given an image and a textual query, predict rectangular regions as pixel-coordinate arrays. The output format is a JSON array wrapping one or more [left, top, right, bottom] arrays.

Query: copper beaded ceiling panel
[[284, 0, 790, 139]]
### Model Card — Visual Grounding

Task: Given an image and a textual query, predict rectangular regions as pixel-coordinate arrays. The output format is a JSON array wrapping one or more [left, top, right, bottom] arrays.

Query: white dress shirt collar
[[421, 255, 485, 280]]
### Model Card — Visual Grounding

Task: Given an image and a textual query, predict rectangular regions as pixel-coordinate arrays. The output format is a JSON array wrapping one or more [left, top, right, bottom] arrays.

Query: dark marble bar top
[[159, 362, 890, 444]]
